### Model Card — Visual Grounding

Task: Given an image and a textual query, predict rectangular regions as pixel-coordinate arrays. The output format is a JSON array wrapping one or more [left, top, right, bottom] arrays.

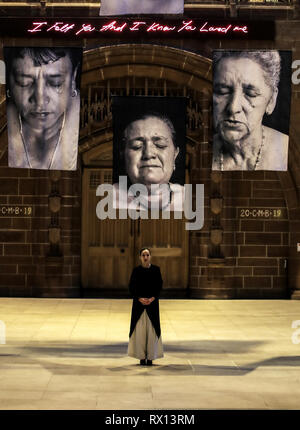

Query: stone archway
[[78, 44, 212, 154]]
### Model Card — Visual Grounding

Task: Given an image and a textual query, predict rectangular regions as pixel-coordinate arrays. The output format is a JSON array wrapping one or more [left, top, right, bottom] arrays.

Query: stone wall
[[0, 150, 81, 297], [0, 6, 299, 298]]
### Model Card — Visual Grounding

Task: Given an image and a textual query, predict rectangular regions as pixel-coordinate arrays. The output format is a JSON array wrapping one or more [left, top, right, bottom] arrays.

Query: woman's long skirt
[[128, 309, 163, 360]]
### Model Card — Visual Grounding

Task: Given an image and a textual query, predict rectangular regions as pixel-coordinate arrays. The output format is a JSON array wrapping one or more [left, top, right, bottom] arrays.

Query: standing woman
[[128, 248, 164, 366]]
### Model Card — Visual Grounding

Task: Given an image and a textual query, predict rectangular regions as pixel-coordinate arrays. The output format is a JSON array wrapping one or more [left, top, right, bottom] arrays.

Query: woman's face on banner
[[9, 53, 75, 131], [124, 116, 179, 186], [213, 57, 277, 144]]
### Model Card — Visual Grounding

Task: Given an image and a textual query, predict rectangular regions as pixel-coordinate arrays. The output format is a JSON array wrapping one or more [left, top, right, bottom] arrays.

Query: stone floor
[[0, 298, 300, 410]]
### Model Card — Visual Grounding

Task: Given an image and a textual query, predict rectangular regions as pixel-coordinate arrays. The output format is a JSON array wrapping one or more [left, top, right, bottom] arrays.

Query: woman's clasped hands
[[138, 297, 155, 306]]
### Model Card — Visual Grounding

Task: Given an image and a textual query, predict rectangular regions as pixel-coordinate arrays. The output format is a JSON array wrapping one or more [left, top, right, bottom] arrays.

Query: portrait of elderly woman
[[4, 47, 82, 170], [212, 50, 291, 171], [100, 0, 184, 15], [112, 96, 186, 211]]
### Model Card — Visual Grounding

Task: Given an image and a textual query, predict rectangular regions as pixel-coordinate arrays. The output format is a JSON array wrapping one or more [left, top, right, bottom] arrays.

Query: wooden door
[[81, 167, 189, 295], [82, 168, 135, 291]]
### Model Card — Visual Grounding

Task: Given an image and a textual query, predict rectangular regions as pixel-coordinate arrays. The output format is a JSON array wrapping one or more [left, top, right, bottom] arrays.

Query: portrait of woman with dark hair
[[4, 47, 82, 170], [212, 50, 291, 171], [112, 96, 186, 211]]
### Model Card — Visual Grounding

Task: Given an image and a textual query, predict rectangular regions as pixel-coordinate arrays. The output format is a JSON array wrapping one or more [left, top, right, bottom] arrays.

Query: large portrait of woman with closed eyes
[[212, 50, 292, 171], [112, 96, 187, 211], [4, 47, 82, 170]]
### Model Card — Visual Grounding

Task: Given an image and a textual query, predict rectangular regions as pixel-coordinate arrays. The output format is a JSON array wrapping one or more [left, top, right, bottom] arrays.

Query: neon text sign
[[27, 20, 249, 36], [0, 17, 274, 40]]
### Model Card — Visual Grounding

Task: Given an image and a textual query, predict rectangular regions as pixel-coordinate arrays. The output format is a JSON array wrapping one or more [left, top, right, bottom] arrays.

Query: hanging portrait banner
[[4, 46, 83, 170], [112, 96, 187, 211], [212, 50, 292, 171], [100, 0, 184, 16]]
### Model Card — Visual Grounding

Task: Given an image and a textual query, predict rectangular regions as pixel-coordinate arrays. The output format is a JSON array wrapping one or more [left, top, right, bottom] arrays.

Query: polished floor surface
[[0, 298, 300, 410]]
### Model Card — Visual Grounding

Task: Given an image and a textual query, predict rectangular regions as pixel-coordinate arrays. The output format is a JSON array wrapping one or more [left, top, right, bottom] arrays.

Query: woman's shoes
[[139, 359, 152, 366]]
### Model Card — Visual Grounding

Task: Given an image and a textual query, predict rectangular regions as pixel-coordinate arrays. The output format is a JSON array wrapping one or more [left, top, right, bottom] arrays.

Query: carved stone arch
[[79, 44, 212, 165], [81, 44, 212, 91]]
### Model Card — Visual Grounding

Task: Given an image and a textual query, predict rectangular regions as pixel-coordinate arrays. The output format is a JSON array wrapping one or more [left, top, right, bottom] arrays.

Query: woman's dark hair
[[112, 97, 187, 186], [139, 247, 151, 256], [4, 46, 82, 90]]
